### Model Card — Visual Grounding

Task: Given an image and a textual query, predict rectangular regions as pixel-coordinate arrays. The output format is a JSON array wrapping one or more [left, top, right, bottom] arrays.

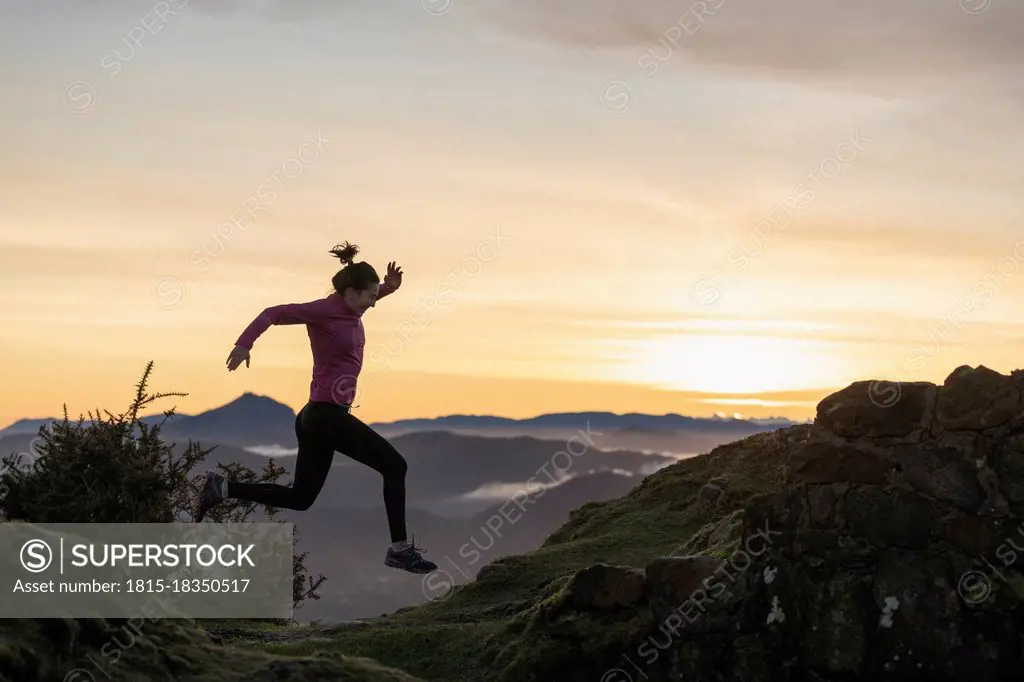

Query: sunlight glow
[[625, 334, 847, 394], [701, 398, 821, 407]]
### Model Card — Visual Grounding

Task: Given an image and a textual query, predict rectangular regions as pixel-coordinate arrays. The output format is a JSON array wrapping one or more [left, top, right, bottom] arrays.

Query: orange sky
[[2, 0, 1023, 427]]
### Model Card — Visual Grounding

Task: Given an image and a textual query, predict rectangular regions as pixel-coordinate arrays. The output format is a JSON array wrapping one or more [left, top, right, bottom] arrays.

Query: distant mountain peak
[[230, 391, 282, 404], [205, 392, 295, 414]]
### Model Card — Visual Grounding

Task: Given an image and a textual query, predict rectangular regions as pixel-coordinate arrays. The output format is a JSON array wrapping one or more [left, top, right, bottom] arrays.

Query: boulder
[[893, 443, 985, 513], [816, 380, 934, 439], [645, 555, 735, 628], [562, 564, 645, 611], [708, 515, 741, 546], [787, 441, 893, 484], [799, 570, 875, 672], [994, 434, 1024, 505], [806, 483, 845, 528], [697, 482, 726, 507], [843, 487, 936, 548], [936, 365, 1020, 431], [943, 514, 1007, 557]]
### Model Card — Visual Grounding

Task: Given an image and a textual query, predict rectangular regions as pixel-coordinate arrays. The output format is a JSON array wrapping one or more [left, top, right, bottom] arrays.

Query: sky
[[1, 0, 1023, 427]]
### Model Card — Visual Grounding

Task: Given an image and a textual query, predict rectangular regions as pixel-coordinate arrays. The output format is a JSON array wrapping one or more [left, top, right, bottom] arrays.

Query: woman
[[194, 242, 436, 575]]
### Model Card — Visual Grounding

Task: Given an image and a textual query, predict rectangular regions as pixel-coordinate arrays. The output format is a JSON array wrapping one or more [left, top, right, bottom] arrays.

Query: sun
[[625, 334, 841, 394]]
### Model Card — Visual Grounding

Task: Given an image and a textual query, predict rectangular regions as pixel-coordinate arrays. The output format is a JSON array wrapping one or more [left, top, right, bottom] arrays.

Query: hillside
[[7, 364, 1024, 681]]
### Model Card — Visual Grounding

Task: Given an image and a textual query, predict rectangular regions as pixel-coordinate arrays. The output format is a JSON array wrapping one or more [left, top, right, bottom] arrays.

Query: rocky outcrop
[[556, 365, 1024, 681], [561, 564, 646, 611]]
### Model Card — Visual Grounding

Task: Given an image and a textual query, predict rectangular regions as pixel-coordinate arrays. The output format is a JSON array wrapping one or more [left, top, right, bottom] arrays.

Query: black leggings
[[228, 401, 408, 543]]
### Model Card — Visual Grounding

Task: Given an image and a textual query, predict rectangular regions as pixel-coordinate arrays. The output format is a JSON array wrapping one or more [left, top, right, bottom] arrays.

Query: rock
[[639, 372, 1024, 682], [944, 515, 1006, 557], [708, 476, 729, 489], [993, 435, 1024, 504], [872, 550, 959, 648], [563, 564, 645, 611], [796, 529, 842, 559], [935, 430, 981, 455], [645, 556, 720, 600], [697, 483, 725, 507], [742, 488, 804, 546], [800, 570, 874, 673], [936, 365, 1020, 431], [728, 635, 771, 679], [797, 530, 876, 566], [868, 551, 964, 679], [787, 441, 892, 485], [476, 563, 508, 582], [645, 555, 732, 626], [708, 515, 741, 546], [843, 487, 935, 548], [990, 523, 1024, 571], [816, 380, 935, 439], [806, 484, 845, 528], [893, 443, 985, 513]]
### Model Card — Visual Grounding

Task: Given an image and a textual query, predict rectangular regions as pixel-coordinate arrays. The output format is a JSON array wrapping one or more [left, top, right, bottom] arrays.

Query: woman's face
[[344, 282, 380, 315]]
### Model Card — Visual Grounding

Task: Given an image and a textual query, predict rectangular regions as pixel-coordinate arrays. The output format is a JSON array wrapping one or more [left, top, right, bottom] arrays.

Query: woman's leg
[[318, 409, 408, 542], [228, 403, 335, 510], [194, 404, 334, 520], [227, 442, 334, 510], [318, 409, 435, 573]]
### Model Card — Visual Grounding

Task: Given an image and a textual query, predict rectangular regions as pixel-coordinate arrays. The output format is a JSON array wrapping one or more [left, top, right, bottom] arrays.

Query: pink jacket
[[234, 284, 395, 405]]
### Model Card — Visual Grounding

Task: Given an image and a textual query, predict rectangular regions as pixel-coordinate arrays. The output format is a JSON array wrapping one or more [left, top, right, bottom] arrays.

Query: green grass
[[214, 426, 802, 682], [0, 618, 426, 682]]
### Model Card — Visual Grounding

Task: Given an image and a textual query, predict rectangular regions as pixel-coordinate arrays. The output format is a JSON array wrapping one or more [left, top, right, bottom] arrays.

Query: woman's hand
[[384, 261, 403, 290], [226, 345, 250, 370]]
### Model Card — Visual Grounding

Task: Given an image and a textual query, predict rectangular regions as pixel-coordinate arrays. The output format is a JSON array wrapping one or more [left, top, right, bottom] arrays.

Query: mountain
[[0, 418, 57, 436], [156, 392, 297, 447], [0, 400, 800, 452], [0, 392, 295, 448], [369, 412, 802, 457], [371, 411, 803, 435]]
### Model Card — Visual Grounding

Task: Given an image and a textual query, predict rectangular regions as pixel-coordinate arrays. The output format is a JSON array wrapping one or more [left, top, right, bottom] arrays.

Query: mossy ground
[[213, 427, 801, 682], [0, 618, 425, 682]]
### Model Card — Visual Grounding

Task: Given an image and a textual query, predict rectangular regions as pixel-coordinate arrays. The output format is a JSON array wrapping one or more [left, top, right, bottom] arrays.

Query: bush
[[0, 361, 325, 611]]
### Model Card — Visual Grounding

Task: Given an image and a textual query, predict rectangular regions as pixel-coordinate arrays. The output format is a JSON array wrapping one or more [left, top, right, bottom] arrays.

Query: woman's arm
[[234, 298, 331, 349]]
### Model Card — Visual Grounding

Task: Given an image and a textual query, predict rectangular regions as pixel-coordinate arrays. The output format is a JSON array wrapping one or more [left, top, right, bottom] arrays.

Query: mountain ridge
[[0, 393, 805, 441]]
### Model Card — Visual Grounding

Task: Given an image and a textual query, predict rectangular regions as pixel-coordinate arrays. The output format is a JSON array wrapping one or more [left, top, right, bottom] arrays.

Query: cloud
[[4, 0, 362, 22], [481, 0, 1024, 92], [186, 0, 363, 21]]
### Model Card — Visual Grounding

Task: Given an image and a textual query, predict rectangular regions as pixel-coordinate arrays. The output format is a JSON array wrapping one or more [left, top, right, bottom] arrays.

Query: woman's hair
[[329, 241, 379, 295]]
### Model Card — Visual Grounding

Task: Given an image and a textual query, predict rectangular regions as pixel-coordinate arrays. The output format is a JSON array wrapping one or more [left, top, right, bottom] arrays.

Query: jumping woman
[[194, 242, 437, 575]]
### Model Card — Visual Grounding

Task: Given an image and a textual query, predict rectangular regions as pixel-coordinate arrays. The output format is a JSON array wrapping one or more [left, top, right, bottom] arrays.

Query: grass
[[213, 426, 802, 682], [0, 618, 427, 681]]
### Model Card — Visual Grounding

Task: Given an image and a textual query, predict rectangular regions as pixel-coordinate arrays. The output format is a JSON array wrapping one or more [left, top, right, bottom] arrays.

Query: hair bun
[[329, 241, 359, 265]]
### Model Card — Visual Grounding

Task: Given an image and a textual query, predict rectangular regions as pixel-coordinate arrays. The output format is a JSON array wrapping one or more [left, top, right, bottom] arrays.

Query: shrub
[[0, 361, 325, 611]]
